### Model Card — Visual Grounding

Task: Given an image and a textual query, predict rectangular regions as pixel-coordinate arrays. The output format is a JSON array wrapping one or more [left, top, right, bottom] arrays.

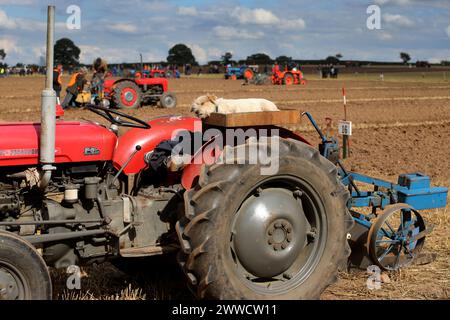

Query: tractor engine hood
[[0, 121, 117, 167]]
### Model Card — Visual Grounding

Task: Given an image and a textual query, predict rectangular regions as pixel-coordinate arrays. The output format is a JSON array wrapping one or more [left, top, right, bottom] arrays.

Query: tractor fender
[[181, 135, 221, 190], [103, 78, 134, 96], [113, 116, 201, 175], [181, 128, 311, 190]]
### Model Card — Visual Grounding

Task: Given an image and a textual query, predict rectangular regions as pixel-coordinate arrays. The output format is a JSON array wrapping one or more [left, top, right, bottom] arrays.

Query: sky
[[0, 0, 449, 65]]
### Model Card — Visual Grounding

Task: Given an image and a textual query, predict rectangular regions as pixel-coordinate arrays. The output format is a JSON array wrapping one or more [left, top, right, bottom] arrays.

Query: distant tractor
[[102, 76, 177, 109], [320, 66, 339, 79], [225, 65, 257, 80], [272, 67, 307, 86]]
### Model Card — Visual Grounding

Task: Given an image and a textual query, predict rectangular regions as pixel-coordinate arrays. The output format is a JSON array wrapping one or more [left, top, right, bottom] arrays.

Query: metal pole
[[342, 86, 348, 159], [39, 5, 56, 188], [44, 6, 54, 90]]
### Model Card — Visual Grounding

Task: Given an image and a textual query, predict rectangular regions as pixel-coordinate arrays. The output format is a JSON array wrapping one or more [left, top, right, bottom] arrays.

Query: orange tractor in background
[[271, 64, 307, 86]]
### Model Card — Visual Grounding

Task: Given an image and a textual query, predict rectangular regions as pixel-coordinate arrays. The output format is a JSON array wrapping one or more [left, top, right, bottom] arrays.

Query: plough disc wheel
[[367, 204, 426, 271]]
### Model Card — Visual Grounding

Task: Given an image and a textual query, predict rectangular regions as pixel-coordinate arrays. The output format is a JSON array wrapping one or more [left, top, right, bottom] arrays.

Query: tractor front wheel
[[0, 231, 52, 300], [177, 138, 353, 299], [160, 92, 177, 108], [283, 73, 295, 85], [112, 81, 142, 109], [243, 68, 254, 81]]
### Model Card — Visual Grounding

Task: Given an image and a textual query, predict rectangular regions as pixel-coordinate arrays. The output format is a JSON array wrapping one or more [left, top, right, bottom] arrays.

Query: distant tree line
[[2, 38, 449, 71]]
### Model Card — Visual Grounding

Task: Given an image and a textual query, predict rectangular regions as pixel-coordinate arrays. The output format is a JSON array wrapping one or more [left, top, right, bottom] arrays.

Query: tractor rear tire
[[177, 138, 353, 299], [283, 73, 295, 85], [112, 81, 142, 109], [0, 231, 52, 300], [160, 92, 177, 108]]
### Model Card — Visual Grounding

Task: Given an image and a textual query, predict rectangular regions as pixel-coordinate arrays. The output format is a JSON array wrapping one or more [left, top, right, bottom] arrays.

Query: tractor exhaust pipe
[[39, 5, 56, 189]]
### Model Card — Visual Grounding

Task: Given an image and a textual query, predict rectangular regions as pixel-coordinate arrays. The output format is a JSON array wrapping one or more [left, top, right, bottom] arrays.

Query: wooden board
[[204, 109, 301, 127]]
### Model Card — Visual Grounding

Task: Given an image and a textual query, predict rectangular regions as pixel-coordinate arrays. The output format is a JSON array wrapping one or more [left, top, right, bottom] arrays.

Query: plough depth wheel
[[367, 204, 426, 271]]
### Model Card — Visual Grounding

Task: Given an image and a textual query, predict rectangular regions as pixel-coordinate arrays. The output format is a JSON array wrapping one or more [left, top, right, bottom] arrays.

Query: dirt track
[[0, 74, 449, 300]]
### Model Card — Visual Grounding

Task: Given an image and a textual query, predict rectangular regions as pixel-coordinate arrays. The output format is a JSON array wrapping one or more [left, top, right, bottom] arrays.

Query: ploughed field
[[0, 73, 449, 300]]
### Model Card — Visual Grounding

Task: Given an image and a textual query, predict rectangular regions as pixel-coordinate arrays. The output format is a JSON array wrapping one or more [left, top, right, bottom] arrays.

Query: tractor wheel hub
[[232, 188, 308, 278], [0, 266, 20, 300], [267, 219, 293, 251], [124, 91, 134, 102]]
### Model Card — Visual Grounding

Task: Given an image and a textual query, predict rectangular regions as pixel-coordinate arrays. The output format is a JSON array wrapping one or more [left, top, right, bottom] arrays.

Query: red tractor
[[2, 6, 444, 301], [272, 67, 307, 86], [102, 74, 177, 109], [0, 7, 353, 300]]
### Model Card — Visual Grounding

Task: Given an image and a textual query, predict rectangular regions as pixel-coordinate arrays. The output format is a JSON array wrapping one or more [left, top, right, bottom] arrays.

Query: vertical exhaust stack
[[39, 5, 56, 189]]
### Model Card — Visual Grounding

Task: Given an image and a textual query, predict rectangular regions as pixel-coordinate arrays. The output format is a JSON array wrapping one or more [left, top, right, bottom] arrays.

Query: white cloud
[[378, 32, 393, 40], [446, 25, 450, 37], [177, 6, 197, 16], [78, 45, 164, 64], [383, 13, 414, 27], [229, 7, 305, 32], [0, 37, 23, 62], [0, 9, 17, 29], [375, 0, 449, 6], [207, 48, 222, 60], [188, 44, 207, 64], [279, 18, 306, 30], [231, 7, 279, 25], [213, 26, 264, 40], [0, 10, 63, 32], [107, 23, 138, 33], [375, 0, 411, 5], [79, 45, 133, 64], [186, 45, 225, 64], [0, 0, 35, 4]]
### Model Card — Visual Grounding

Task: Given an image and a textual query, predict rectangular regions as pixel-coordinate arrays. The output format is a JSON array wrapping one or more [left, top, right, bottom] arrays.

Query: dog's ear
[[207, 94, 218, 102], [195, 95, 209, 105]]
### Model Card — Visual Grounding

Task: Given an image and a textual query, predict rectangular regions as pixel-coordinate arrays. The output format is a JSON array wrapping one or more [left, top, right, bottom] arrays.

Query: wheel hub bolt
[[293, 190, 303, 198], [267, 219, 293, 251], [307, 228, 317, 240], [283, 273, 293, 280]]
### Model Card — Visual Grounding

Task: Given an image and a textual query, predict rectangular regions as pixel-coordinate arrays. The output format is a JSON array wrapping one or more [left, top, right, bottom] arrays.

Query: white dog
[[191, 94, 279, 119]]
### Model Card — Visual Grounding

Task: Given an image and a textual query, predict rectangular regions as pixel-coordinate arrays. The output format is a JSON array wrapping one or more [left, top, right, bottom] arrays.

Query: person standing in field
[[91, 58, 107, 96], [53, 64, 63, 100], [61, 67, 88, 109]]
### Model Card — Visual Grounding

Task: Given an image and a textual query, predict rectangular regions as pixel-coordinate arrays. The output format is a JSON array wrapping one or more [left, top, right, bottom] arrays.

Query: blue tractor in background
[[225, 65, 257, 80]]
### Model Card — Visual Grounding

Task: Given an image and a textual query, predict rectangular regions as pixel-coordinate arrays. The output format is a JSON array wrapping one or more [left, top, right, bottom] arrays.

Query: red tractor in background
[[272, 65, 307, 86], [90, 56, 176, 110], [102, 76, 177, 109]]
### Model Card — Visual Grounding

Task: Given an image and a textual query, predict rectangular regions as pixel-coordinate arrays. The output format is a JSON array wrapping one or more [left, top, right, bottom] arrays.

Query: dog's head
[[190, 94, 218, 119]]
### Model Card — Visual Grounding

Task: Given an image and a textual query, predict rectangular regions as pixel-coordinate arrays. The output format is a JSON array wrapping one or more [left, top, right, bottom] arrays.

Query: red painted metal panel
[[0, 121, 117, 167]]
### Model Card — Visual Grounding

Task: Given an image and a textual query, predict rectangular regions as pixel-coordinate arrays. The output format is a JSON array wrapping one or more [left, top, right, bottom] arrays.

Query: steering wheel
[[86, 104, 150, 129]]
